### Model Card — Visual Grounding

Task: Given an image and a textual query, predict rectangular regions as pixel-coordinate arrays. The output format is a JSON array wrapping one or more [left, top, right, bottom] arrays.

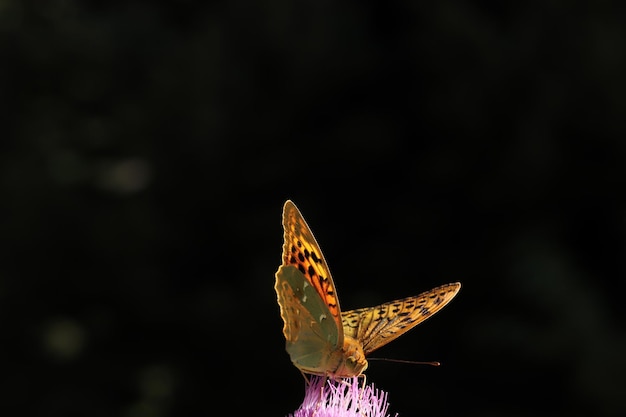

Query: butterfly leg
[[352, 374, 367, 410], [358, 373, 366, 390], [299, 370, 311, 385]]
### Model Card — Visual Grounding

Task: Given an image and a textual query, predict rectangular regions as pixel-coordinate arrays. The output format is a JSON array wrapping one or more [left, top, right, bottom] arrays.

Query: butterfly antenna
[[368, 357, 441, 367]]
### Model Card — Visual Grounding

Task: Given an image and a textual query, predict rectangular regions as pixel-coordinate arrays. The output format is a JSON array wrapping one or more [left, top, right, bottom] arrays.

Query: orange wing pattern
[[341, 282, 461, 355], [281, 200, 343, 336]]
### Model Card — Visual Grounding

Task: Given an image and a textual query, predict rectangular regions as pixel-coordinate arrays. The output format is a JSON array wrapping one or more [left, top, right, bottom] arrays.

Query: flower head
[[288, 376, 397, 417]]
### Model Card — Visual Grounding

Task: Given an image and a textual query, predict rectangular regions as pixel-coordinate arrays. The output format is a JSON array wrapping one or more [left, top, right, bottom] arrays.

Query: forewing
[[280, 200, 343, 338], [341, 282, 461, 355]]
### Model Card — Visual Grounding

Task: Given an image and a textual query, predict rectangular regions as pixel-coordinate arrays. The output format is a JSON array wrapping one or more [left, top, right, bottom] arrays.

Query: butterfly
[[274, 200, 461, 378]]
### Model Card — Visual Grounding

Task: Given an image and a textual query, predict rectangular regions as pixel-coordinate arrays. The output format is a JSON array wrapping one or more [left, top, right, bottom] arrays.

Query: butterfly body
[[274, 200, 460, 378]]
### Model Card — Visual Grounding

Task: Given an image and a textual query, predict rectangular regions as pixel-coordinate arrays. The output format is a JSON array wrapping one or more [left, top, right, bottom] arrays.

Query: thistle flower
[[288, 376, 397, 417]]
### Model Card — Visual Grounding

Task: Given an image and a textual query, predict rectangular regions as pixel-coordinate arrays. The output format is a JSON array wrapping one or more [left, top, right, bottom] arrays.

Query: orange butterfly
[[274, 200, 461, 378]]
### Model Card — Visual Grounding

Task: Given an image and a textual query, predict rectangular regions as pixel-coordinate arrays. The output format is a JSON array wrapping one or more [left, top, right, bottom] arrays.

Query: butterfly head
[[332, 336, 368, 378]]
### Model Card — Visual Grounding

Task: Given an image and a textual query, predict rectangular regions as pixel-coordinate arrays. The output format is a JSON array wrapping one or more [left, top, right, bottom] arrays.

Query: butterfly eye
[[344, 355, 368, 376]]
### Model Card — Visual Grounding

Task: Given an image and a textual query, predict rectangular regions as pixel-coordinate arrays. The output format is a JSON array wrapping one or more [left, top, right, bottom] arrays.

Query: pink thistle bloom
[[288, 376, 398, 417]]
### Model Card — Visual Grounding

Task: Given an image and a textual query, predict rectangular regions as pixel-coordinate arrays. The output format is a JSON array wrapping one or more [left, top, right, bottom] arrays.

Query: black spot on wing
[[345, 316, 360, 327]]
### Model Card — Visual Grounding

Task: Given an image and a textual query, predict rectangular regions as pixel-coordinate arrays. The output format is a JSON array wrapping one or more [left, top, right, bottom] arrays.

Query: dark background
[[2, 1, 625, 416]]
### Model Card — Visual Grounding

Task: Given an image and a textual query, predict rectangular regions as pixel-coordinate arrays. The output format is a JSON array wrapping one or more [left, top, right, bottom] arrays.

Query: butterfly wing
[[341, 282, 461, 355], [275, 265, 341, 370], [275, 200, 345, 373], [280, 200, 343, 336]]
